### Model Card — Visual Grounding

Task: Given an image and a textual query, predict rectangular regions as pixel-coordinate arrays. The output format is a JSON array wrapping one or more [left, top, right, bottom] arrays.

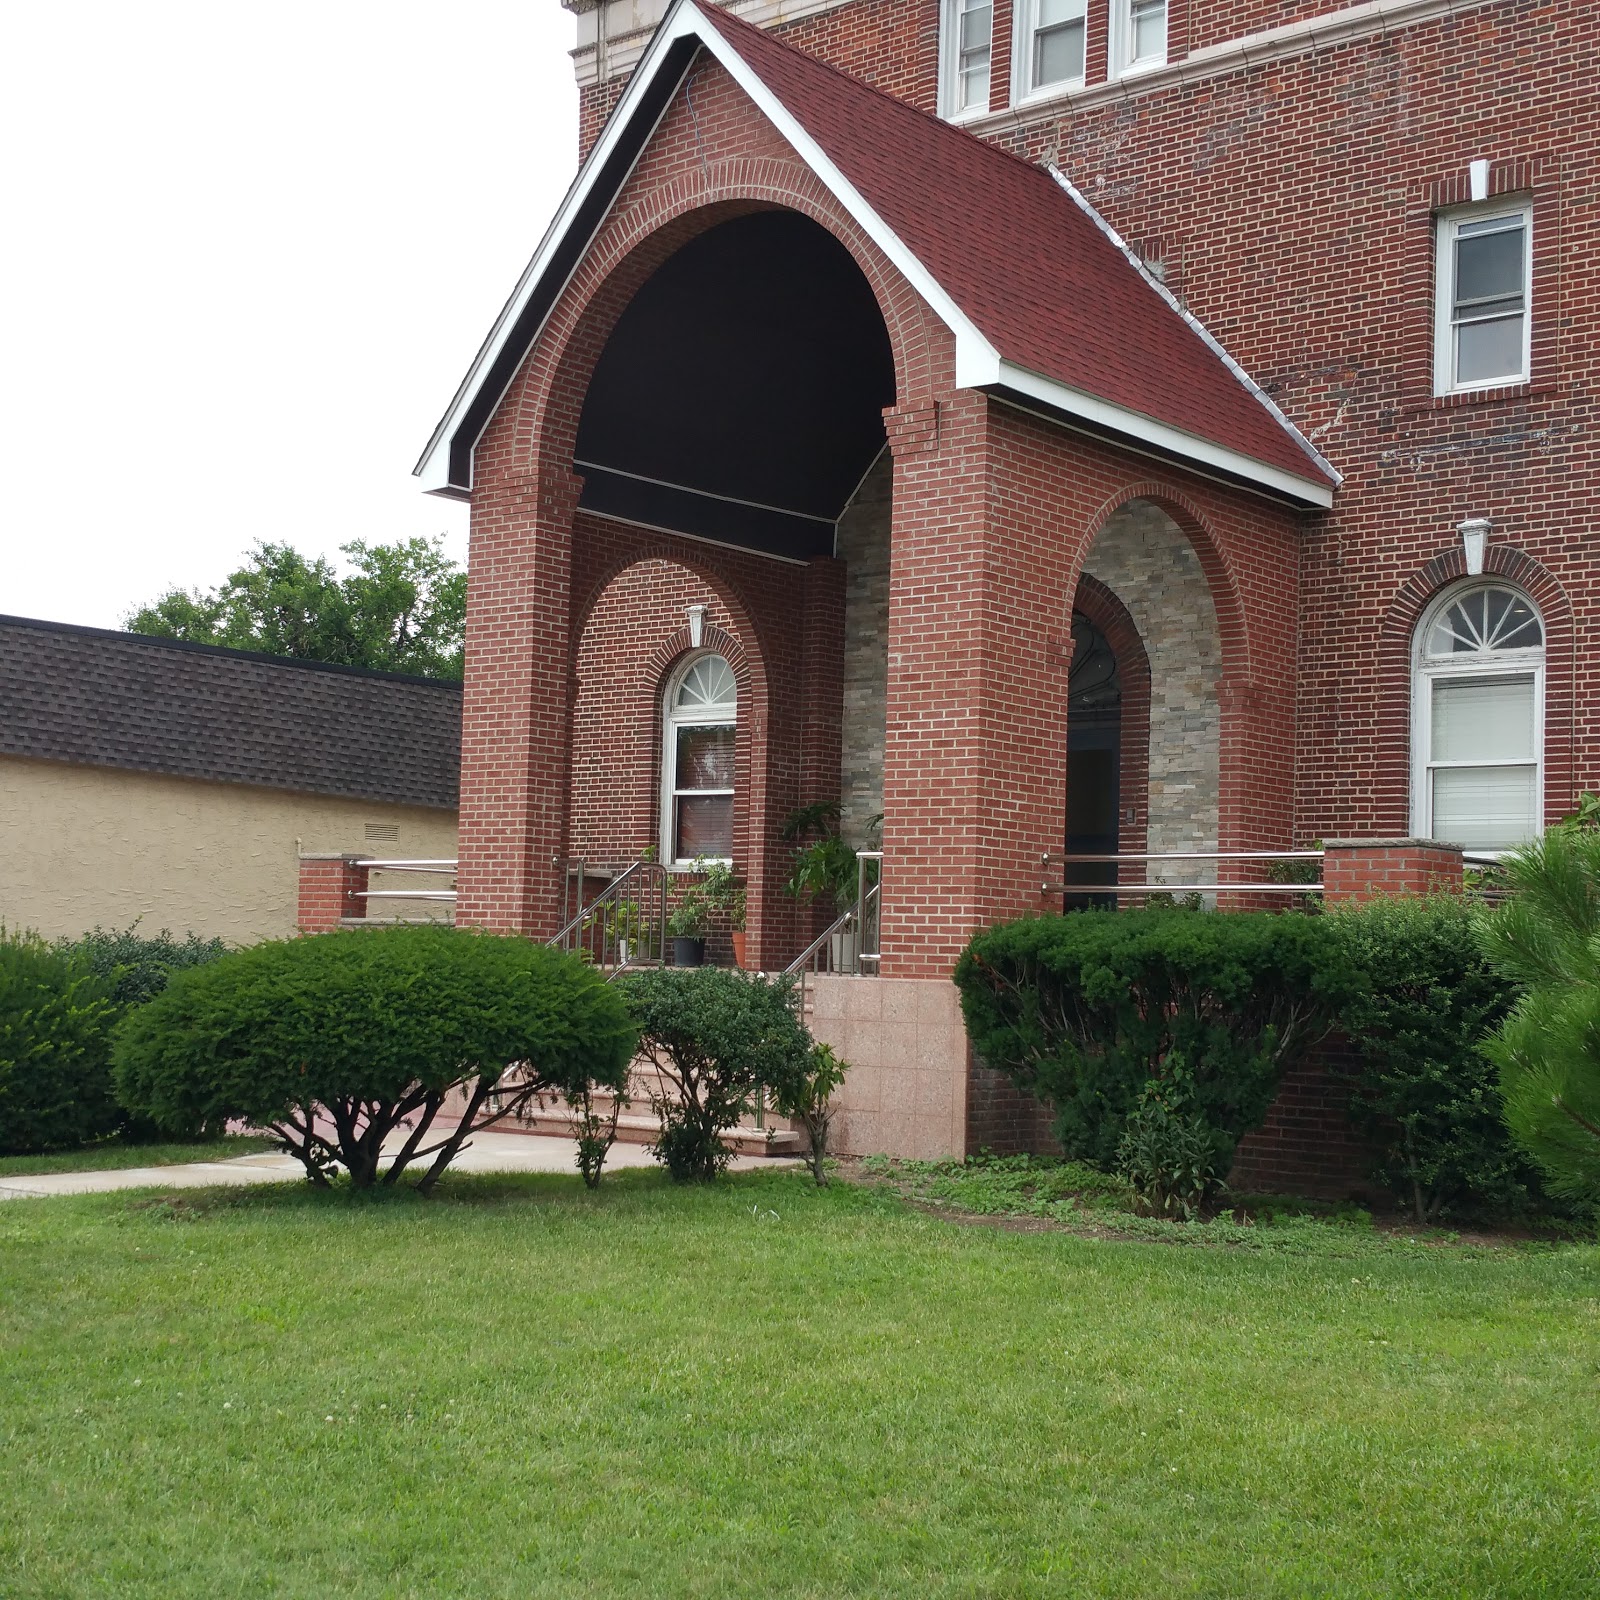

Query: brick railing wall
[[297, 855, 369, 933]]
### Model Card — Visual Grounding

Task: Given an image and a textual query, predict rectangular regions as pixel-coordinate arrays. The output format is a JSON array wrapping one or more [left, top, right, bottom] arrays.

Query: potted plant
[[699, 860, 748, 967], [667, 879, 711, 967], [783, 804, 875, 973], [605, 898, 644, 966]]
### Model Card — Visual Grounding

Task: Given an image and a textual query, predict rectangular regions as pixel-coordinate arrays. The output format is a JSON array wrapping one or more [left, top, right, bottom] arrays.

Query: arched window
[[661, 653, 736, 864], [1412, 582, 1544, 851]]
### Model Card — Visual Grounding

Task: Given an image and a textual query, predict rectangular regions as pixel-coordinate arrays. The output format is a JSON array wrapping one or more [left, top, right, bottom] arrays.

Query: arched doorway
[[1065, 611, 1122, 908]]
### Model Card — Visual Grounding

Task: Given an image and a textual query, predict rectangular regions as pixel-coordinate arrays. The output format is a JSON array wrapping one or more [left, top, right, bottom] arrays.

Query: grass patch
[[2, 1167, 1597, 1597], [0, 1134, 277, 1179]]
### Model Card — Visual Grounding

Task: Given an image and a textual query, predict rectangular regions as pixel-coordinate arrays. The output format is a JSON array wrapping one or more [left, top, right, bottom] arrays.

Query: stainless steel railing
[[1041, 848, 1325, 904], [349, 858, 458, 921], [548, 857, 669, 978]]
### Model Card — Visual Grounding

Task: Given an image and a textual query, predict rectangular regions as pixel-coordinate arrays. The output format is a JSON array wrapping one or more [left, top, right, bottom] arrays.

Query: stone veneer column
[[878, 392, 1072, 978], [454, 466, 582, 936]]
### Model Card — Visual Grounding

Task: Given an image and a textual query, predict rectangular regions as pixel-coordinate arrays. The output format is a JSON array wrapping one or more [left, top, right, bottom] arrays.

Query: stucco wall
[[1082, 500, 1222, 882], [835, 449, 891, 845], [0, 756, 458, 944]]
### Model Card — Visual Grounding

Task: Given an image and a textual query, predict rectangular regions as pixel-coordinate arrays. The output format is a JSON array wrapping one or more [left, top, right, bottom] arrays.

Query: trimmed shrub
[[954, 909, 1352, 1180], [771, 1041, 850, 1187], [58, 924, 228, 1010], [113, 925, 636, 1191], [1329, 895, 1537, 1224], [620, 967, 811, 1182], [0, 930, 119, 1154], [1477, 826, 1600, 1207]]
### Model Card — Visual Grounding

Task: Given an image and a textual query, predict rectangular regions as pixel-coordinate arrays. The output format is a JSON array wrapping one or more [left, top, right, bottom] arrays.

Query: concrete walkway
[[0, 1130, 788, 1201]]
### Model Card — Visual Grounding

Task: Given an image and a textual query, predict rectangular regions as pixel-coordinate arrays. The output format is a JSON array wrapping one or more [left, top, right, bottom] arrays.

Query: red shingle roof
[[698, 3, 1332, 492]]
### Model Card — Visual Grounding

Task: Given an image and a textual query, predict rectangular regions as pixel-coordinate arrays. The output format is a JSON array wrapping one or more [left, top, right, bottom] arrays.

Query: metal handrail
[[347, 857, 459, 919], [548, 857, 669, 979], [1042, 846, 1324, 901]]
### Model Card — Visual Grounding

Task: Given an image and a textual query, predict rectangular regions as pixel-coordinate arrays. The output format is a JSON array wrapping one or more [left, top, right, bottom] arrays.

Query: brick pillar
[[878, 392, 1079, 978], [1322, 838, 1466, 905], [454, 466, 582, 935], [297, 854, 369, 933]]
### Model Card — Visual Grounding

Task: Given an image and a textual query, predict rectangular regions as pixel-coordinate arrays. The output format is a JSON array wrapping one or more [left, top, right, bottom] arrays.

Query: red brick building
[[413, 0, 1597, 1163]]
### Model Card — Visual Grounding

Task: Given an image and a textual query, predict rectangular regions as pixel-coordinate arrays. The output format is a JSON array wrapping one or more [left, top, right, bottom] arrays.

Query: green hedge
[[1328, 895, 1539, 1223], [955, 909, 1352, 1177], [0, 931, 119, 1154]]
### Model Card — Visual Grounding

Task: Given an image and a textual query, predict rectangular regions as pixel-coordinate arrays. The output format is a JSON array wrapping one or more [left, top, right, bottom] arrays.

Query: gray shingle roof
[[0, 615, 460, 810]]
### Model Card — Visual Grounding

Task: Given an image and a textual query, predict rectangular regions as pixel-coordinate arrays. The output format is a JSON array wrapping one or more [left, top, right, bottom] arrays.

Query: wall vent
[[364, 823, 400, 843]]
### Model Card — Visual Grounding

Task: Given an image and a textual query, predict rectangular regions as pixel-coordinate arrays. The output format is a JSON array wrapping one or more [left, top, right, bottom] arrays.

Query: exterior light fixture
[[1458, 517, 1491, 576], [687, 604, 706, 648]]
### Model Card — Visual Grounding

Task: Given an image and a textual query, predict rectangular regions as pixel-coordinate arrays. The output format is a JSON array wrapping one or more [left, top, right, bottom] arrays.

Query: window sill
[[1405, 381, 1554, 415], [941, 103, 994, 127], [1012, 78, 1087, 111]]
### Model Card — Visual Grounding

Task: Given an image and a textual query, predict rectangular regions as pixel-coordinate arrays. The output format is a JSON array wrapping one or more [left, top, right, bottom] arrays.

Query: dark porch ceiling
[[574, 210, 896, 562]]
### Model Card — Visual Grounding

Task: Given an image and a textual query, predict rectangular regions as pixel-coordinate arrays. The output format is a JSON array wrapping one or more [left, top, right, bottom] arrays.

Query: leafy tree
[[113, 926, 636, 1191], [770, 1041, 849, 1186], [126, 536, 465, 679], [620, 968, 811, 1181], [1477, 825, 1600, 1206]]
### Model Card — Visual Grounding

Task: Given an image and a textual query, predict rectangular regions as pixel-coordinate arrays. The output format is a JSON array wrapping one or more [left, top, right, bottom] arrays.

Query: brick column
[[1322, 838, 1466, 905], [455, 466, 582, 935], [879, 392, 1078, 978], [297, 854, 369, 933]]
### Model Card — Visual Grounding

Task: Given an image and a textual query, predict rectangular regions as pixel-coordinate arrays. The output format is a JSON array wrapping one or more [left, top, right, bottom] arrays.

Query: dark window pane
[[676, 724, 735, 789], [1455, 226, 1523, 305], [676, 794, 733, 859]]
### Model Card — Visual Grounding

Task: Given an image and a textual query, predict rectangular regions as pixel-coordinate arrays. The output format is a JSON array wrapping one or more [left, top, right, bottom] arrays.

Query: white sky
[[0, 1, 579, 628]]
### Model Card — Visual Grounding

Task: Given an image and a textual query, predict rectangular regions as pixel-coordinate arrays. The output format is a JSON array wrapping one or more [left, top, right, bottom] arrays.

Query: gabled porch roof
[[416, 0, 1339, 509]]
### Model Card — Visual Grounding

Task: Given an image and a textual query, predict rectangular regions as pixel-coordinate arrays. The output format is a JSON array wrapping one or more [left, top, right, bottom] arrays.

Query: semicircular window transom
[[1425, 584, 1543, 658], [674, 653, 736, 712]]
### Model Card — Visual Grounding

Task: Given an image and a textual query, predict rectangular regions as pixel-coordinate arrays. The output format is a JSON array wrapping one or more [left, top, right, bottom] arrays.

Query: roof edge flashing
[[1044, 164, 1342, 493]]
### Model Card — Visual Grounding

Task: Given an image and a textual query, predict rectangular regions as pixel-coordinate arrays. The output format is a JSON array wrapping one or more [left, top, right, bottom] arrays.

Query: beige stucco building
[[0, 616, 460, 945]]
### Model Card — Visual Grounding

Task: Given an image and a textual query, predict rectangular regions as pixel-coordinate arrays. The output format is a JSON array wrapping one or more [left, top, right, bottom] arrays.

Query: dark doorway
[[1065, 612, 1121, 910]]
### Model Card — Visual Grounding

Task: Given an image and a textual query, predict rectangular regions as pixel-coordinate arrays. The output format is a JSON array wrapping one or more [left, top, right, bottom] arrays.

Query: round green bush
[[0, 930, 119, 1154], [113, 925, 636, 1189]]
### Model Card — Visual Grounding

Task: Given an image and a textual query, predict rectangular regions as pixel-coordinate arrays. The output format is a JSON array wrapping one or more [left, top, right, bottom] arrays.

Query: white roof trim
[[415, 0, 1331, 508], [994, 363, 1335, 508], [1045, 165, 1342, 494]]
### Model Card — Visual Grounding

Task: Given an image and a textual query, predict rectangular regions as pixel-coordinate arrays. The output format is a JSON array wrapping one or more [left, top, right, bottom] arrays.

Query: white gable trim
[[414, 0, 1334, 508]]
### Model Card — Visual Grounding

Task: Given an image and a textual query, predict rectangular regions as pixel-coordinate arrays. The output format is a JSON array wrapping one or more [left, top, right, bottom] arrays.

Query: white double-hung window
[[1412, 582, 1544, 852], [941, 0, 993, 118], [1112, 0, 1167, 74], [1017, 0, 1087, 96], [661, 653, 737, 865], [1434, 202, 1532, 394]]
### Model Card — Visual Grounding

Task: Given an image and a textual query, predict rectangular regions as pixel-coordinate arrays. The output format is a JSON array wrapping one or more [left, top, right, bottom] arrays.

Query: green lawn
[[0, 1134, 276, 1179], [1, 1168, 1596, 1598]]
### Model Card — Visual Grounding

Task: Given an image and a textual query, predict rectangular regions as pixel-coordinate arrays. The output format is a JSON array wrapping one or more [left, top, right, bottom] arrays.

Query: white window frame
[[939, 0, 995, 122], [1432, 200, 1533, 397], [1011, 0, 1088, 105], [659, 653, 736, 868], [1410, 581, 1545, 856], [1109, 0, 1168, 77]]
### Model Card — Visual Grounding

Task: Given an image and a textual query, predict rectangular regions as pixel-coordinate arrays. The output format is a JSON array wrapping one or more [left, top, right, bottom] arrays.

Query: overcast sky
[[1, 1, 578, 629]]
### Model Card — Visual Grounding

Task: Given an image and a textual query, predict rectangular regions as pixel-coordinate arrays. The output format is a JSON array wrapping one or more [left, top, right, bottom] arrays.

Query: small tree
[[621, 968, 811, 1182], [113, 926, 636, 1192], [1477, 825, 1600, 1206], [0, 930, 120, 1155], [770, 1041, 849, 1186]]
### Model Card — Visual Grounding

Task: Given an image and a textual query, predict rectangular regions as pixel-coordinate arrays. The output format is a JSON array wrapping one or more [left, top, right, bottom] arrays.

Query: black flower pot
[[672, 936, 707, 968]]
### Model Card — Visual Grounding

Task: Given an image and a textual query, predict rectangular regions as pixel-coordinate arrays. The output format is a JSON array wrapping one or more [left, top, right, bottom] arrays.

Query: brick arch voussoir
[[1079, 480, 1255, 688], [503, 158, 946, 474], [1377, 543, 1578, 827]]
